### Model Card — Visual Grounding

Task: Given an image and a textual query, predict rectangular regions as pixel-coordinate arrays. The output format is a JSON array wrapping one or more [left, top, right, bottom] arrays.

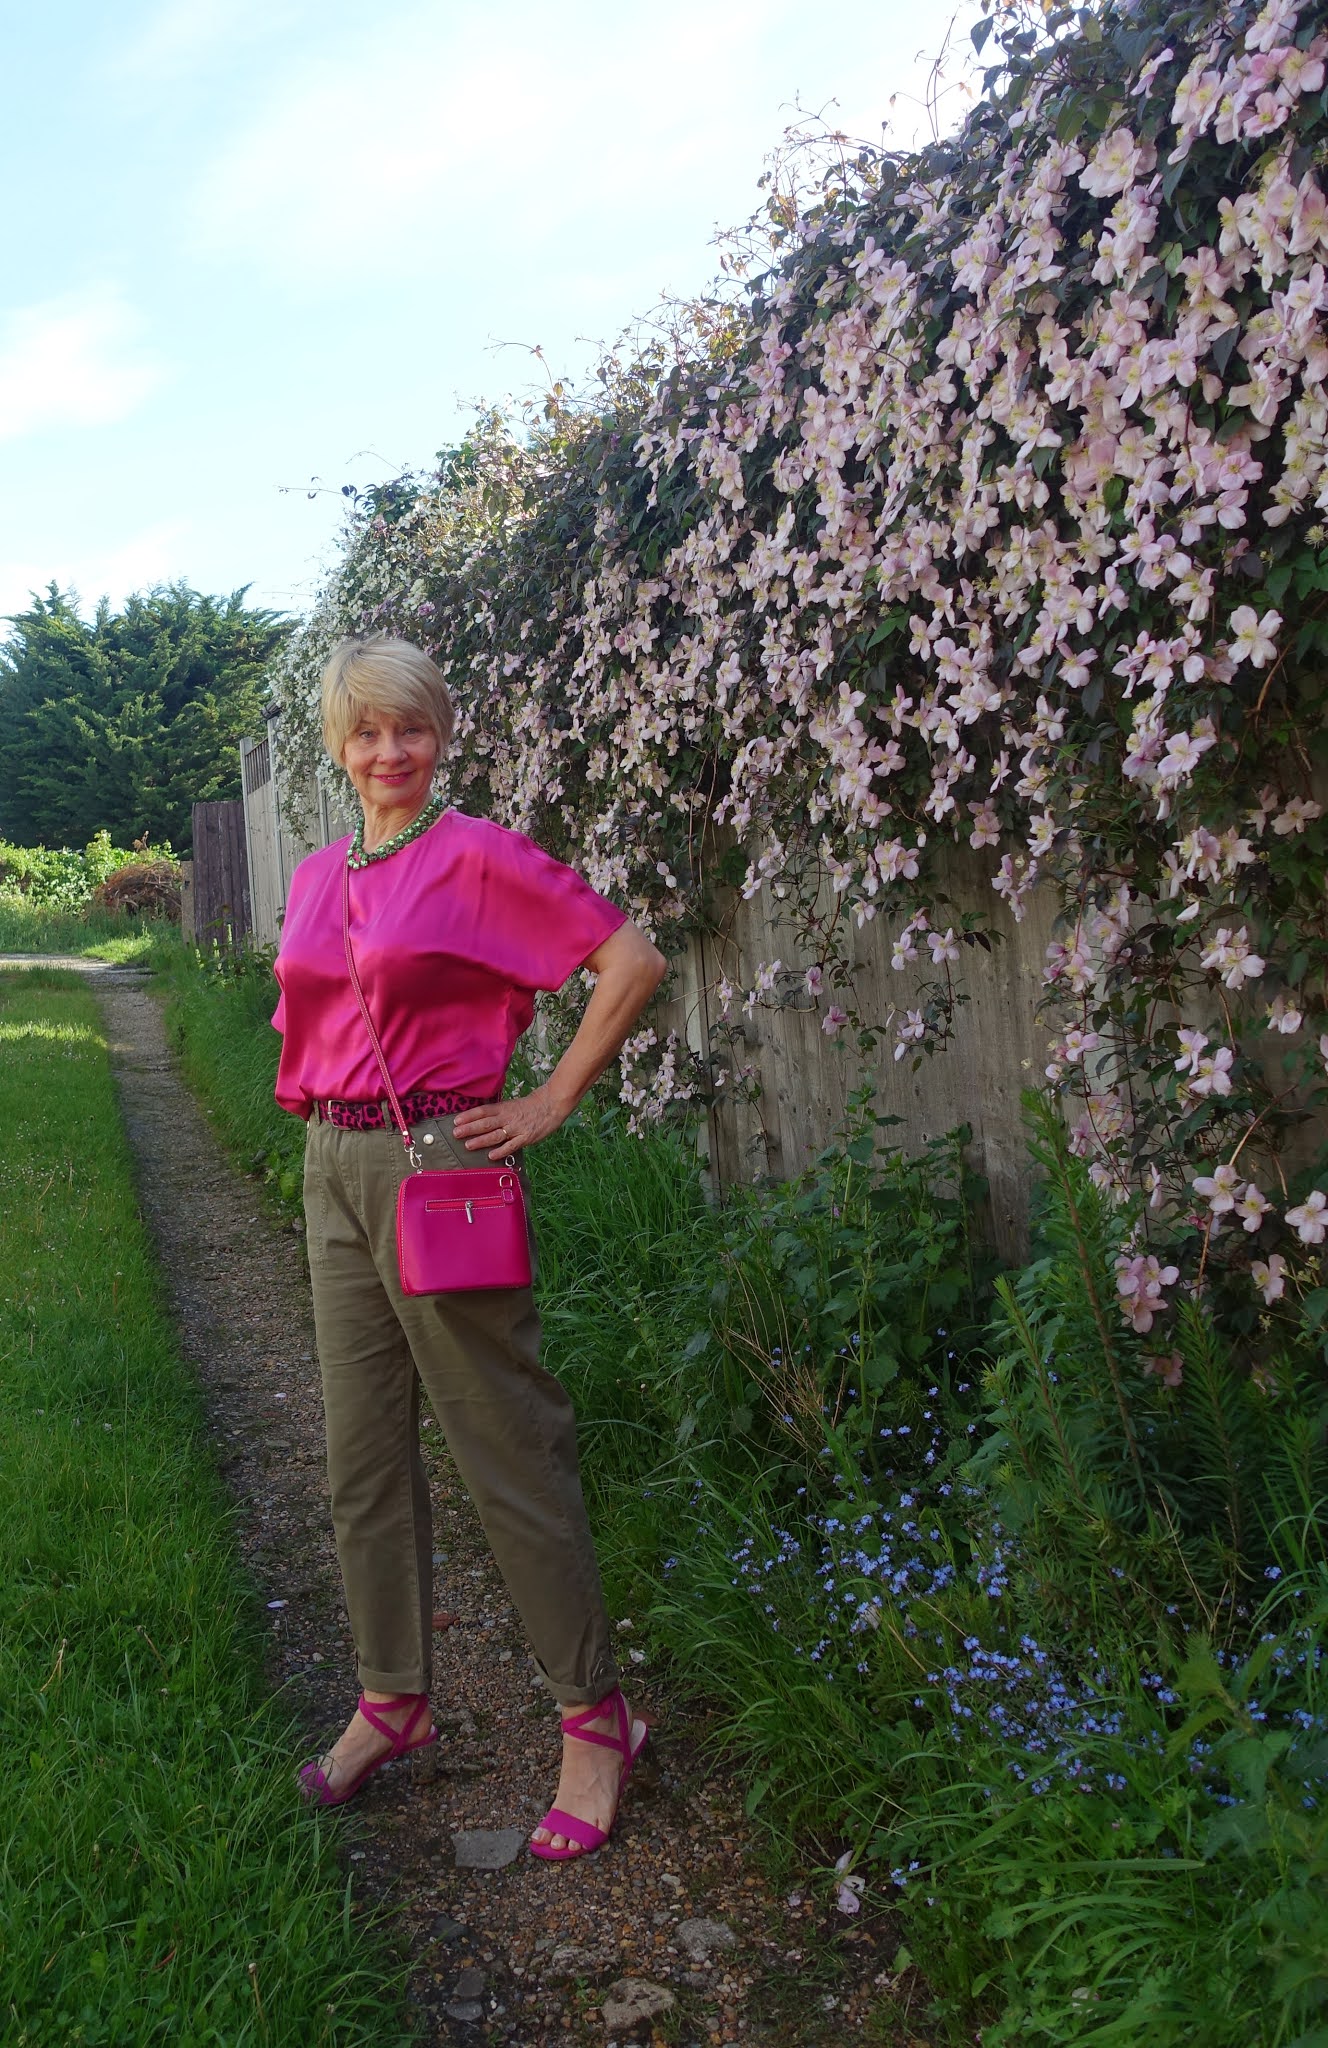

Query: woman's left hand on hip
[[453, 1086, 568, 1161]]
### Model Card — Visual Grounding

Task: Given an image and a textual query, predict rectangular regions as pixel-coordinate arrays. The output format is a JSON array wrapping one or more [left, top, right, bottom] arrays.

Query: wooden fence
[[189, 801, 251, 949], [238, 712, 349, 945], [654, 849, 1059, 1261]]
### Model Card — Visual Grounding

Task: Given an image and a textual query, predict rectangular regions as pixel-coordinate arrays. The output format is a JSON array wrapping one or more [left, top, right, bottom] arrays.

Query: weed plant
[[164, 948, 1328, 2044], [0, 830, 149, 910], [0, 972, 405, 2045]]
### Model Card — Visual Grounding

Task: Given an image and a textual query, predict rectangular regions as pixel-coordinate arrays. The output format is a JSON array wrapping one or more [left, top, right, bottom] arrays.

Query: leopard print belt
[[314, 1090, 495, 1130]]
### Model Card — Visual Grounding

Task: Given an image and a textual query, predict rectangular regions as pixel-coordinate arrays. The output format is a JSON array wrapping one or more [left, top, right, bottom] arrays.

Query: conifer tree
[[0, 584, 289, 852]]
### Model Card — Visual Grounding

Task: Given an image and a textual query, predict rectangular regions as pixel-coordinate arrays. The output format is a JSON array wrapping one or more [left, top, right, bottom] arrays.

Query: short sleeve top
[[271, 809, 626, 1117]]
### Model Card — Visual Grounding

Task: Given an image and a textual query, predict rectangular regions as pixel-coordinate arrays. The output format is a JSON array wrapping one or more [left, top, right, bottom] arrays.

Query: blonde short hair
[[320, 634, 455, 762]]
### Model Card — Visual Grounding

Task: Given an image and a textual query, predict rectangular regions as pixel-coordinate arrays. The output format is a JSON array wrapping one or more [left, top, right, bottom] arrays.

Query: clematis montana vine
[[274, 0, 1328, 1335]]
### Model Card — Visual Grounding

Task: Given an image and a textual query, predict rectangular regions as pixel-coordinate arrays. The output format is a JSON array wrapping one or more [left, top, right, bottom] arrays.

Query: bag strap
[[341, 858, 418, 1164]]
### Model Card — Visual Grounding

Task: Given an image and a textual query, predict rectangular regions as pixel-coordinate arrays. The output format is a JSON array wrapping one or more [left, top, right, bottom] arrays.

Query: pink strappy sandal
[[297, 1692, 437, 1808], [529, 1687, 650, 1862]]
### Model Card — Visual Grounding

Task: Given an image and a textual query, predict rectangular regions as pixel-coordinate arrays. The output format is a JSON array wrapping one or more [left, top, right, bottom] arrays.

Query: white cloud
[[0, 288, 162, 442], [0, 521, 192, 627]]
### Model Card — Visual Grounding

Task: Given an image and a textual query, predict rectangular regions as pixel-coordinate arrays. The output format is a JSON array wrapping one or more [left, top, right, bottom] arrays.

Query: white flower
[[1190, 1048, 1234, 1098], [1265, 995, 1303, 1034], [822, 1006, 849, 1038], [1251, 1254, 1287, 1304], [927, 927, 961, 966], [1286, 1190, 1328, 1244], [1227, 605, 1282, 668], [1174, 1027, 1208, 1076], [1234, 1182, 1272, 1233], [894, 1010, 926, 1061], [1062, 1027, 1100, 1063], [1081, 129, 1157, 198], [1156, 728, 1216, 785], [1193, 1162, 1240, 1215], [1271, 796, 1322, 836], [1115, 1251, 1179, 1333], [1200, 927, 1265, 990]]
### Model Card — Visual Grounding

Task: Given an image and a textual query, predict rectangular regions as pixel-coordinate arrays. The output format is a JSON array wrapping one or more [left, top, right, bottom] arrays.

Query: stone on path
[[451, 1826, 526, 1869], [445, 1965, 486, 2022], [600, 1978, 676, 2028], [544, 1941, 617, 1986], [676, 1916, 737, 1964]]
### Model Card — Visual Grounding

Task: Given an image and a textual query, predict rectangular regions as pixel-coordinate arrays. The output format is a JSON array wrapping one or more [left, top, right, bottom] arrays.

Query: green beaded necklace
[[347, 793, 446, 870]]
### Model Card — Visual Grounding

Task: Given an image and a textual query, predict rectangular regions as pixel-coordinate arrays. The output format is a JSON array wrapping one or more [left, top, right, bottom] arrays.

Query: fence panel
[[241, 722, 347, 944], [190, 801, 251, 950], [652, 850, 1059, 1261], [240, 736, 283, 946]]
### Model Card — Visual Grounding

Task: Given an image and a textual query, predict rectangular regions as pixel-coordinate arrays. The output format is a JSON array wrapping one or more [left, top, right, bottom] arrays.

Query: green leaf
[[744, 1774, 772, 1816], [1303, 1288, 1328, 1332]]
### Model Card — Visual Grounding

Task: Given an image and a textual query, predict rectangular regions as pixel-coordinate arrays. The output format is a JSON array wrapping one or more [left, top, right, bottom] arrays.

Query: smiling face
[[341, 708, 441, 818]]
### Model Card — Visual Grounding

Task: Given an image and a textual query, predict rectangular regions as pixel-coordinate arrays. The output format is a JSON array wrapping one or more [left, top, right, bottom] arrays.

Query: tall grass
[[0, 970, 408, 2045], [0, 895, 180, 963], [160, 947, 307, 1208]]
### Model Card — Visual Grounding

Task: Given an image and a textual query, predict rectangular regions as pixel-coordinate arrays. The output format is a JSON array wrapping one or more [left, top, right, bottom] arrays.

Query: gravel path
[[83, 967, 922, 2048]]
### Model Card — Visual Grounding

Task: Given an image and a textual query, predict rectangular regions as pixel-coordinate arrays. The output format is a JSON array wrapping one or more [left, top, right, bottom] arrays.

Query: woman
[[271, 632, 666, 1860]]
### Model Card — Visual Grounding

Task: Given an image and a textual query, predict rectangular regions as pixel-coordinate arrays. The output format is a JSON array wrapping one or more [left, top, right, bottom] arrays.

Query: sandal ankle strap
[[559, 1687, 629, 1758], [358, 1691, 430, 1747]]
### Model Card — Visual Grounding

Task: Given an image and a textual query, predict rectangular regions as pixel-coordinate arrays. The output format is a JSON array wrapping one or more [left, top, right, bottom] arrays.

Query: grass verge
[[0, 970, 409, 2046], [159, 948, 307, 1211]]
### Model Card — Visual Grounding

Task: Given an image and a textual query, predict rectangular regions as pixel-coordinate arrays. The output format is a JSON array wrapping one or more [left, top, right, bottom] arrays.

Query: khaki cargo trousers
[[302, 1111, 620, 1707]]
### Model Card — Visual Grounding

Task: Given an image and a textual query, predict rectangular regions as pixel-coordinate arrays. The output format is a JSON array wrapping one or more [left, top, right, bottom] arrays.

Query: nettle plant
[[277, 0, 1328, 1356]]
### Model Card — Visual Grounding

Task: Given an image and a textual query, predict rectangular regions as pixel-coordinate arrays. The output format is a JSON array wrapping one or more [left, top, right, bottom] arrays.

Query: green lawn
[[0, 970, 407, 2046]]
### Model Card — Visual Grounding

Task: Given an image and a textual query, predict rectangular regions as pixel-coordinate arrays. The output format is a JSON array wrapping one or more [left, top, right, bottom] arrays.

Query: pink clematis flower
[[1286, 1190, 1328, 1244], [1251, 1254, 1288, 1305], [1234, 1182, 1272, 1232], [1194, 1162, 1241, 1215]]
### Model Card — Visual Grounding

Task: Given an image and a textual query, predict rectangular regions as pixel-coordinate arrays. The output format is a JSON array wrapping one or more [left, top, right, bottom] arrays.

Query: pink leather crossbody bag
[[340, 863, 533, 1296]]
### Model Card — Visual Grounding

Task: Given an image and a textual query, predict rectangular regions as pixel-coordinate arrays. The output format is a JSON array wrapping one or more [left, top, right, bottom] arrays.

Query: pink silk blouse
[[271, 809, 626, 1117]]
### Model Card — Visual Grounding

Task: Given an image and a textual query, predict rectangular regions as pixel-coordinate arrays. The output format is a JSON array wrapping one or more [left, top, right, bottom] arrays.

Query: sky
[[0, 0, 980, 630]]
